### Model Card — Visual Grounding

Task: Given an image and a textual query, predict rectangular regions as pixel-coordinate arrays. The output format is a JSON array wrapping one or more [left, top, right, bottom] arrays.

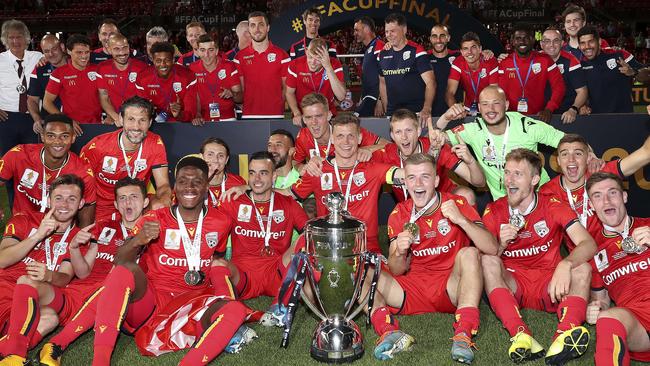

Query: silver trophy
[[300, 192, 377, 363]]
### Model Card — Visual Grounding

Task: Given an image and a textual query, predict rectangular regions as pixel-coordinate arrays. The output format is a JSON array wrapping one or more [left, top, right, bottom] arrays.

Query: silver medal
[[621, 236, 641, 254]]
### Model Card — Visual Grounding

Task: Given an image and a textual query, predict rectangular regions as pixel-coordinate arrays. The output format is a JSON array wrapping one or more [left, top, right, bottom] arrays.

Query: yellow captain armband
[[385, 166, 400, 185]]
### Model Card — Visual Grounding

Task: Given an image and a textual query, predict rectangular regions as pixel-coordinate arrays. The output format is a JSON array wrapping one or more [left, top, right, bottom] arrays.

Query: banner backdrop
[[69, 114, 650, 220]]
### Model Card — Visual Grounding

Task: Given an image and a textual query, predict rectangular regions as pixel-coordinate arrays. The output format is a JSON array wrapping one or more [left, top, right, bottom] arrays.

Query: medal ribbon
[[603, 215, 631, 239], [333, 159, 358, 210], [409, 192, 439, 223], [251, 191, 275, 250], [176, 207, 204, 271], [118, 132, 143, 179], [313, 125, 332, 158], [508, 194, 537, 218], [564, 183, 589, 227], [120, 222, 129, 240], [44, 225, 72, 271]]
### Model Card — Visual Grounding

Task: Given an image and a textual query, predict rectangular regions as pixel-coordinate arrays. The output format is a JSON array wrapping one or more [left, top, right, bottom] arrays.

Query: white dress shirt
[[0, 49, 43, 112]]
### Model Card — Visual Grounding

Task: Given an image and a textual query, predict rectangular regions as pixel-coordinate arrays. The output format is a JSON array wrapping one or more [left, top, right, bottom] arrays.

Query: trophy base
[[310, 316, 364, 363]]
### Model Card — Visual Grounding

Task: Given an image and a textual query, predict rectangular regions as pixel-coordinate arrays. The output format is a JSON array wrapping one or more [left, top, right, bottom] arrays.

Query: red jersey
[[372, 138, 460, 201], [293, 126, 380, 164], [76, 217, 132, 285], [0, 144, 96, 223], [387, 192, 481, 274], [286, 57, 344, 116], [449, 56, 499, 107], [218, 191, 307, 261], [79, 130, 168, 218], [233, 43, 290, 118], [133, 206, 231, 295], [483, 194, 578, 270], [46, 63, 102, 123], [134, 65, 196, 122], [497, 52, 565, 114], [188, 59, 240, 121], [173, 172, 247, 207], [96, 58, 148, 112], [291, 159, 398, 253]]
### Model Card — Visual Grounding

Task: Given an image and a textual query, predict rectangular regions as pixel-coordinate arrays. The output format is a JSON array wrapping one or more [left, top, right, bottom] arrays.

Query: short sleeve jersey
[[429, 50, 459, 116], [177, 51, 200, 67], [482, 194, 578, 270], [387, 193, 481, 274], [286, 57, 344, 116], [90, 48, 111, 64], [46, 63, 102, 123], [378, 41, 431, 114], [544, 50, 586, 113], [79, 130, 168, 212], [133, 206, 231, 294], [96, 58, 148, 112], [204, 173, 247, 207], [447, 112, 565, 199], [449, 55, 499, 107], [359, 36, 384, 100], [288, 37, 338, 60], [188, 59, 240, 121], [0, 144, 96, 222], [28, 63, 61, 114], [78, 217, 134, 285], [134, 65, 196, 122], [293, 126, 380, 164], [233, 43, 290, 119], [218, 191, 307, 262]]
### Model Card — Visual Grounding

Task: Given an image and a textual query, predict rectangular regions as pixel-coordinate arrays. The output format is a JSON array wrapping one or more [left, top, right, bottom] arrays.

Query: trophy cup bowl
[[302, 192, 369, 363]]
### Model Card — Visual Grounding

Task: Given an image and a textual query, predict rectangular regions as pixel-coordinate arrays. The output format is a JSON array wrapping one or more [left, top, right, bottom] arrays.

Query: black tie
[[16, 60, 27, 113]]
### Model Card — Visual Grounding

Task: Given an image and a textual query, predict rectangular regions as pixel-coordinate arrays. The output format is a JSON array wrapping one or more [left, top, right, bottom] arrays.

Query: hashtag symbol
[[291, 18, 303, 33]]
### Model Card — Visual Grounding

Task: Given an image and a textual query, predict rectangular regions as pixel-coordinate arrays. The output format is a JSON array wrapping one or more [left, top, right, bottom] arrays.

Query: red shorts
[[57, 282, 99, 325], [234, 256, 285, 300], [616, 293, 650, 361], [390, 271, 456, 315], [508, 266, 556, 312]]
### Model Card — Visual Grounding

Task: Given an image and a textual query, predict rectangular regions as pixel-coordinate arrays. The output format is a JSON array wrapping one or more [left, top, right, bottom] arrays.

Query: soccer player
[[286, 38, 346, 125], [291, 93, 386, 176], [288, 7, 337, 60], [561, 5, 609, 60], [435, 85, 566, 199], [267, 129, 299, 189], [140, 26, 169, 65], [481, 148, 597, 365], [353, 16, 384, 117], [366, 152, 498, 362], [224, 21, 251, 61], [178, 21, 206, 66], [233, 11, 290, 119], [134, 41, 196, 122], [429, 24, 459, 117], [97, 34, 148, 125], [0, 113, 96, 226], [27, 35, 67, 134], [378, 13, 435, 125], [199, 137, 246, 206], [44, 34, 102, 125], [539, 27, 588, 123], [446, 32, 498, 115], [578, 25, 643, 113], [0, 174, 85, 364], [188, 34, 242, 124], [585, 172, 650, 366], [374, 109, 485, 205], [497, 23, 565, 122], [90, 19, 119, 64], [80, 96, 170, 221]]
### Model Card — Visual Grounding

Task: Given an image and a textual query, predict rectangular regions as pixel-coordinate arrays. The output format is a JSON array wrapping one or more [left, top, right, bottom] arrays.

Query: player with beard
[[481, 148, 597, 365], [199, 137, 246, 207], [0, 175, 84, 365], [353, 16, 384, 117], [584, 173, 650, 365], [429, 24, 458, 117], [374, 108, 485, 205], [97, 34, 148, 125], [80, 96, 170, 221], [366, 153, 498, 363], [0, 113, 96, 226], [267, 129, 299, 189]]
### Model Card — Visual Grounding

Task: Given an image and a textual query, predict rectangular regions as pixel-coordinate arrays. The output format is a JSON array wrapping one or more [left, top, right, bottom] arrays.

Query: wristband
[[570, 105, 579, 113]]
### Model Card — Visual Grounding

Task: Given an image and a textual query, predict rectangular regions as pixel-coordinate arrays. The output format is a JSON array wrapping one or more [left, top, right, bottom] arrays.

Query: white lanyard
[[251, 192, 275, 249], [44, 225, 72, 271], [410, 192, 439, 223], [118, 132, 143, 179], [399, 142, 423, 199], [40, 149, 68, 213], [483, 116, 510, 168], [206, 175, 227, 207], [176, 207, 204, 271], [120, 222, 129, 239], [313, 125, 332, 158], [333, 159, 358, 210], [604, 215, 631, 239], [564, 182, 589, 227], [508, 195, 536, 217]]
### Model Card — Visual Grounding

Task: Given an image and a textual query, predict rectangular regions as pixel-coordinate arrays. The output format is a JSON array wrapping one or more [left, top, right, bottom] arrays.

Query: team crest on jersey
[[97, 227, 116, 245], [19, 169, 39, 189], [437, 219, 451, 236], [367, 46, 373, 54], [321, 173, 333, 190], [448, 56, 456, 64], [218, 69, 227, 80], [309, 149, 319, 158], [606, 58, 617, 69], [531, 63, 541, 74], [557, 64, 565, 74], [352, 172, 366, 186], [267, 53, 276, 62], [533, 220, 549, 238], [134, 159, 147, 173], [172, 82, 182, 93], [594, 249, 609, 272], [128, 72, 137, 82], [237, 204, 252, 222], [164, 229, 181, 250], [87, 71, 97, 81], [479, 68, 487, 78], [323, 73, 329, 80], [206, 232, 218, 248], [273, 210, 285, 224], [403, 51, 411, 60], [102, 156, 118, 174]]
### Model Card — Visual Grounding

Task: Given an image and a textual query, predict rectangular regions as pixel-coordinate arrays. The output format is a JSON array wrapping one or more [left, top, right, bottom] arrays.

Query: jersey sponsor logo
[[218, 69, 226, 80], [237, 204, 252, 222], [234, 226, 287, 240], [98, 227, 116, 245], [533, 220, 549, 238], [594, 248, 609, 272], [319, 189, 370, 205], [164, 229, 181, 250], [558, 64, 565, 74], [438, 219, 451, 236], [102, 156, 118, 174], [20, 169, 39, 189], [531, 63, 541, 74], [352, 172, 366, 186], [273, 210, 285, 224], [16, 184, 43, 207], [4, 223, 15, 236], [403, 51, 411, 60], [206, 232, 218, 248], [382, 67, 411, 76], [502, 240, 551, 258], [603, 257, 650, 285], [412, 240, 457, 257], [98, 172, 118, 185], [267, 53, 276, 62], [606, 58, 617, 70], [129, 72, 137, 82], [320, 173, 333, 190], [158, 254, 211, 268], [172, 82, 182, 93], [96, 251, 115, 262]]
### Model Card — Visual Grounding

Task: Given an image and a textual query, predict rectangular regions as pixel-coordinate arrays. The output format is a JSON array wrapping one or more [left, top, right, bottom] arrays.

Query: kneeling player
[[585, 172, 650, 365], [363, 153, 498, 363], [481, 148, 597, 365]]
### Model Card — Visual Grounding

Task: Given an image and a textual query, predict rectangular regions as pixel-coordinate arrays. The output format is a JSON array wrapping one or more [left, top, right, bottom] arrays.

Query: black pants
[[0, 112, 37, 156]]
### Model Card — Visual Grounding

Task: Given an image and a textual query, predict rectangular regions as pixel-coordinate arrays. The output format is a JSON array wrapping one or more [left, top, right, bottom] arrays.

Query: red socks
[[555, 295, 587, 339], [50, 287, 103, 351], [370, 307, 399, 336], [209, 266, 236, 300], [4, 284, 40, 357], [178, 301, 247, 366], [488, 287, 530, 337], [454, 307, 480, 336], [92, 266, 135, 366], [595, 317, 629, 366]]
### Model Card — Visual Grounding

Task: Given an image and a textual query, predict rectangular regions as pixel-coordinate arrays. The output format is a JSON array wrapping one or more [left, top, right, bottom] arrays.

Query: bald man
[[225, 21, 251, 61]]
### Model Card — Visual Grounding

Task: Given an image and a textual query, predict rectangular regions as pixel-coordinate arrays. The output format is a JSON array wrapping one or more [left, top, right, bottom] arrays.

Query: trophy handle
[[300, 265, 328, 321], [345, 252, 381, 323]]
